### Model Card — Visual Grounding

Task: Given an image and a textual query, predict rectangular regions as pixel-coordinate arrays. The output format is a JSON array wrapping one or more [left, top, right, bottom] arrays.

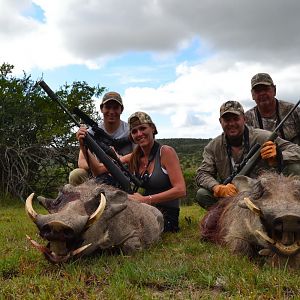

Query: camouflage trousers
[[196, 163, 300, 210]]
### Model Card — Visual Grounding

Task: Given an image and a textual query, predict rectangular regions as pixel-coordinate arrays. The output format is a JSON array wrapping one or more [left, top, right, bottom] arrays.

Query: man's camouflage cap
[[251, 73, 274, 89], [101, 91, 123, 107], [220, 100, 244, 117], [128, 111, 158, 134]]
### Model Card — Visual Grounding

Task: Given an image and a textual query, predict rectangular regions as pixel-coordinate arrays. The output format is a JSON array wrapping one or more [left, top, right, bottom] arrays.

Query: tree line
[[0, 63, 105, 198]]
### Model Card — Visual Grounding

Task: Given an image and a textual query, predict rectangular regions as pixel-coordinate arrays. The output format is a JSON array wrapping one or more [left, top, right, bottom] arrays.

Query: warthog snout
[[40, 222, 75, 241], [273, 215, 300, 246]]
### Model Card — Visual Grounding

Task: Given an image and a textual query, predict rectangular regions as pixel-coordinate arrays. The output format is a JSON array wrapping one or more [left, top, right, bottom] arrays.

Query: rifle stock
[[237, 131, 278, 176], [72, 107, 131, 150], [83, 134, 132, 192]]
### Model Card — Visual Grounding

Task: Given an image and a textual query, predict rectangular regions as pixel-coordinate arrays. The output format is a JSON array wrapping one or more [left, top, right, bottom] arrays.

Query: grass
[[1, 196, 300, 299]]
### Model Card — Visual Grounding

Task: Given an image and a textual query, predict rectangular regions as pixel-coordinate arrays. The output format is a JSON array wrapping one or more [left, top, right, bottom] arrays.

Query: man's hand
[[213, 183, 238, 198], [76, 125, 88, 147], [260, 141, 277, 166]]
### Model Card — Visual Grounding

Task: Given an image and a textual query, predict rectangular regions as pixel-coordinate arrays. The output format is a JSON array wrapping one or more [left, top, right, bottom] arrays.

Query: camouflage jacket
[[195, 126, 300, 191], [245, 99, 300, 145]]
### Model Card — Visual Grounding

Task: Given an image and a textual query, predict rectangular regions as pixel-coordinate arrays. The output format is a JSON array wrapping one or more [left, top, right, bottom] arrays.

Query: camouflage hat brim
[[101, 98, 123, 106], [252, 81, 273, 88], [220, 110, 242, 117]]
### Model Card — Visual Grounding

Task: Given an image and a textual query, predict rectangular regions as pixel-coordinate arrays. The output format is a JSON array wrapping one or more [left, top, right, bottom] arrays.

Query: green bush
[[182, 169, 198, 205]]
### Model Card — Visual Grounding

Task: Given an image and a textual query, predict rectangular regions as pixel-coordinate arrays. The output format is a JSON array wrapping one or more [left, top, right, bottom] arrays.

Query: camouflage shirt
[[245, 99, 300, 145], [195, 126, 300, 191]]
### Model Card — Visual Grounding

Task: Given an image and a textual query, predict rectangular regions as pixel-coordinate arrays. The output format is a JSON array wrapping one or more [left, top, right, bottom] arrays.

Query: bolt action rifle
[[223, 99, 300, 184], [38, 80, 141, 193], [72, 107, 131, 153]]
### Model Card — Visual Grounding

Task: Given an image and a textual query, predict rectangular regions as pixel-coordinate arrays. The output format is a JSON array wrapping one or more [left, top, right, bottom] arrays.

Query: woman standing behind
[[127, 112, 186, 232]]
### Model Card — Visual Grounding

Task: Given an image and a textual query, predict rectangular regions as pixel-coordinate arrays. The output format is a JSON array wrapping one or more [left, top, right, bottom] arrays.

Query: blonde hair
[[128, 145, 144, 175]]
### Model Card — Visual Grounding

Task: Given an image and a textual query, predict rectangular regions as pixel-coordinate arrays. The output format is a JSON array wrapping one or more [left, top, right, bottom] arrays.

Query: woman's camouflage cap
[[128, 111, 158, 134], [220, 100, 244, 117]]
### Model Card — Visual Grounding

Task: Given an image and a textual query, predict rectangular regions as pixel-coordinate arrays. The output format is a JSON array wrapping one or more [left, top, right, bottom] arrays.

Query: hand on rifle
[[213, 183, 238, 198], [76, 125, 88, 147], [260, 141, 277, 166]]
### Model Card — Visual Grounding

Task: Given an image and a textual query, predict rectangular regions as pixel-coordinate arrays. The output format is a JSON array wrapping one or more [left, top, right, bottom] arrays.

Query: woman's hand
[[128, 192, 146, 203]]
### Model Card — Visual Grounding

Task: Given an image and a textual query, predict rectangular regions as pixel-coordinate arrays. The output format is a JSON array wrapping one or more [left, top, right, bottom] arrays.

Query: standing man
[[245, 73, 300, 145], [195, 100, 300, 209], [69, 91, 133, 185]]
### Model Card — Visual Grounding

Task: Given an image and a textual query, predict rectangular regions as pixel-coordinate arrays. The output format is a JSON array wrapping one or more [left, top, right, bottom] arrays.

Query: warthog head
[[201, 172, 300, 266], [235, 173, 300, 258], [26, 179, 164, 263]]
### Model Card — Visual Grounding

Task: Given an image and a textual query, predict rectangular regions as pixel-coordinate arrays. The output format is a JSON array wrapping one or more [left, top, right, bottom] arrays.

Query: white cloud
[[122, 58, 300, 138], [1, 0, 300, 137], [3, 0, 300, 70]]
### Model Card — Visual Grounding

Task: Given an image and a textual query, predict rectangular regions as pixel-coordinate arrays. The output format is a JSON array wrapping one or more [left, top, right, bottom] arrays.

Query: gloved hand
[[213, 183, 238, 198], [260, 141, 277, 166]]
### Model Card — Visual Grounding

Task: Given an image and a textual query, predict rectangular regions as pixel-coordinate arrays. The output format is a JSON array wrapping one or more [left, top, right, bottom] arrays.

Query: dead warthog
[[200, 172, 300, 267], [25, 179, 164, 263]]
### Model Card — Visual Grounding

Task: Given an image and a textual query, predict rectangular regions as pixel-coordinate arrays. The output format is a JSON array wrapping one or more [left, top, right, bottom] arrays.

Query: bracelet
[[148, 195, 153, 204]]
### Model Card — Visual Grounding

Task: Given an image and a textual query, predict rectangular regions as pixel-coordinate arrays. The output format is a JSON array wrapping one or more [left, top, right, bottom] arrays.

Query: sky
[[2, 0, 300, 139]]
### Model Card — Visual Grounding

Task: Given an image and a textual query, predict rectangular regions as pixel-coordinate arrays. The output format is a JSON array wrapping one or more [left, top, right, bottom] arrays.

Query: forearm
[[129, 184, 186, 205], [146, 185, 186, 205], [277, 138, 300, 162], [79, 147, 107, 176], [78, 148, 89, 170]]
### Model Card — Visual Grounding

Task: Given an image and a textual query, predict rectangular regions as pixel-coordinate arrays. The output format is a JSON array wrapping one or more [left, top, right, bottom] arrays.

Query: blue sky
[[2, 0, 300, 138]]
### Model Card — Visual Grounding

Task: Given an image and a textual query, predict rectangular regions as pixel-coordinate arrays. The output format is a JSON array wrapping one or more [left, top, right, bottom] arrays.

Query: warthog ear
[[232, 175, 257, 193]]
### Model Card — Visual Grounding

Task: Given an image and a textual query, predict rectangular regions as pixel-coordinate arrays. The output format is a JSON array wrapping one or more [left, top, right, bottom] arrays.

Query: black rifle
[[223, 143, 260, 184], [73, 107, 131, 152], [38, 80, 141, 193], [223, 99, 300, 184]]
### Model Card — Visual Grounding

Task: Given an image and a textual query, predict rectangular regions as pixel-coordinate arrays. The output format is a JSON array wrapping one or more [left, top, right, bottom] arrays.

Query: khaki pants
[[283, 163, 300, 176], [69, 168, 89, 186], [196, 188, 217, 210]]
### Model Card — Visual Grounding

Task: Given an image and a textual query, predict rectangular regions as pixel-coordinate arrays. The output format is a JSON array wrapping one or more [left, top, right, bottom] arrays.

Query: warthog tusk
[[85, 193, 106, 228], [256, 230, 275, 245], [71, 243, 92, 256], [243, 197, 262, 216], [25, 193, 38, 223], [256, 230, 300, 256], [272, 242, 300, 256], [258, 248, 272, 256], [26, 234, 92, 263]]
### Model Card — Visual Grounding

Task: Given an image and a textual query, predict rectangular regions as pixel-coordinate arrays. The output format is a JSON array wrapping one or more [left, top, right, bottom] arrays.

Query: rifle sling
[[255, 99, 286, 140], [225, 126, 250, 174]]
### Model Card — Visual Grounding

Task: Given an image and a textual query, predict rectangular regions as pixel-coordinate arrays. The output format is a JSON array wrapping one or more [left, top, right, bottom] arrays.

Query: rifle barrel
[[238, 98, 300, 177], [39, 80, 81, 127], [273, 99, 300, 132]]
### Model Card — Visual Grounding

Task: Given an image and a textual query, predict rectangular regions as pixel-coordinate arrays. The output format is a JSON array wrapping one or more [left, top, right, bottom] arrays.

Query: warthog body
[[25, 179, 164, 263], [200, 173, 300, 267]]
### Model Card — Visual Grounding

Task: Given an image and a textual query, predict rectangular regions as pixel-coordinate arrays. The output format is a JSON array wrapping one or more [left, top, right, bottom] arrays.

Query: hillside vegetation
[[158, 138, 211, 205], [158, 138, 210, 169]]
